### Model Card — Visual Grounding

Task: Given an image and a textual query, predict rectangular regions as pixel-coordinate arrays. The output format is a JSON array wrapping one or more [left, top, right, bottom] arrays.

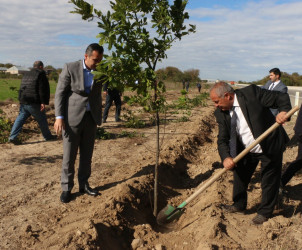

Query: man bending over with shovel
[[210, 81, 291, 225]]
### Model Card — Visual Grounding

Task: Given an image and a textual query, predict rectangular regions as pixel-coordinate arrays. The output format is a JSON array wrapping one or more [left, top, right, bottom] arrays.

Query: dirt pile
[[0, 90, 301, 249]]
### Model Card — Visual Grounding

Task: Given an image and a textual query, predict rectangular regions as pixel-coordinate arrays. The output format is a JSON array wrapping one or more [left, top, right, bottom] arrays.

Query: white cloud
[[158, 1, 302, 81], [0, 0, 110, 68], [0, 0, 301, 81]]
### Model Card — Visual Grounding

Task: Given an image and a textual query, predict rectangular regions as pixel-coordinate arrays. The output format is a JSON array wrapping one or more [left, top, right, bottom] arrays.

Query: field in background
[[0, 79, 57, 101], [0, 79, 182, 102], [0, 78, 209, 102]]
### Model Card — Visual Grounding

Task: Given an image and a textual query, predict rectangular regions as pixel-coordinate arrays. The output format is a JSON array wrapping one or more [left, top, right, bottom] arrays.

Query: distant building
[[6, 66, 30, 75], [205, 79, 218, 83]]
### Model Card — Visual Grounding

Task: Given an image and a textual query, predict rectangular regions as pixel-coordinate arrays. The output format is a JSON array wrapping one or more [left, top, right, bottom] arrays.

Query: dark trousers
[[233, 153, 282, 217], [281, 141, 302, 186], [9, 104, 52, 140], [103, 94, 121, 122]]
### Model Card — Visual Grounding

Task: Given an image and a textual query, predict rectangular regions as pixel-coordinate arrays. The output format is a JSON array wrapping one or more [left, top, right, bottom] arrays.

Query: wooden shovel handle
[[184, 106, 300, 205]]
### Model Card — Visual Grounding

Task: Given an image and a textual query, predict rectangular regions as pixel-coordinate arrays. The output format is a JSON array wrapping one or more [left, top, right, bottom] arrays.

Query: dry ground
[[0, 89, 301, 249]]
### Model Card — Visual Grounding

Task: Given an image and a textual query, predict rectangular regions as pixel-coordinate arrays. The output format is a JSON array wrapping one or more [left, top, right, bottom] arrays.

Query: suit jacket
[[55, 60, 103, 127], [262, 80, 288, 116], [214, 84, 291, 162], [294, 104, 302, 136]]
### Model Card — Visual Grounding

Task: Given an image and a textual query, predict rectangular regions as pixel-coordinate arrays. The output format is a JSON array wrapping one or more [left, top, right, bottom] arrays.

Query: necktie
[[229, 108, 238, 158], [268, 83, 275, 90]]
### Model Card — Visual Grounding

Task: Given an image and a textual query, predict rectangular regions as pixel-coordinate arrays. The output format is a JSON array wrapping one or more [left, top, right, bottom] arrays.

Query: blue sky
[[1, 0, 302, 81]]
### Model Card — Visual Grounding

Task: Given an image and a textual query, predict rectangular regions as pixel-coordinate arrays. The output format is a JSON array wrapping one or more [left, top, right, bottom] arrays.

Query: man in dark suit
[[102, 82, 122, 123], [262, 68, 288, 116], [54, 43, 104, 203], [281, 104, 302, 187], [210, 82, 291, 224]]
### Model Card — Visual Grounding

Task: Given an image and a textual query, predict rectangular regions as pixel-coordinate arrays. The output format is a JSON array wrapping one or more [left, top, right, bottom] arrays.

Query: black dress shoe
[[9, 138, 22, 145], [79, 185, 98, 196], [45, 135, 57, 141], [252, 214, 268, 225], [60, 191, 71, 203]]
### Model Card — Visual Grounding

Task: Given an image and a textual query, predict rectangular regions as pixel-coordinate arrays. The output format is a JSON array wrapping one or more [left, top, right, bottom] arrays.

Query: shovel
[[156, 106, 299, 225]]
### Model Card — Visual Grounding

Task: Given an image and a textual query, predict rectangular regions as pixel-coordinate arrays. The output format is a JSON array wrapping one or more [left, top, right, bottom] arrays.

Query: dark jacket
[[103, 82, 120, 96], [214, 84, 291, 162], [262, 80, 288, 116], [19, 68, 50, 105], [294, 104, 302, 137]]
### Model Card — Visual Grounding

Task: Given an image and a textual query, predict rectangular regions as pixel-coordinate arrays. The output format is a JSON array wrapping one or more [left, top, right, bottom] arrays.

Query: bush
[[0, 109, 13, 143], [96, 127, 113, 140], [123, 110, 146, 128]]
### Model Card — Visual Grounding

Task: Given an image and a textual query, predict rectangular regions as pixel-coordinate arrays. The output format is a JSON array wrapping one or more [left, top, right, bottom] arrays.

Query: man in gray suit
[[54, 43, 104, 203], [262, 68, 288, 116]]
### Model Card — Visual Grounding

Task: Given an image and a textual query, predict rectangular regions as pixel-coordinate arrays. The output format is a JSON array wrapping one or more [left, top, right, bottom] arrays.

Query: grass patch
[[96, 127, 144, 140], [118, 130, 144, 138], [0, 79, 20, 101], [168, 91, 208, 110], [176, 115, 190, 122], [123, 110, 146, 128], [96, 127, 113, 140]]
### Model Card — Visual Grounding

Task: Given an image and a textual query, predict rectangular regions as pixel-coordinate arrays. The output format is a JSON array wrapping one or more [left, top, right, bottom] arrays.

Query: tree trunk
[[153, 83, 160, 216], [153, 109, 160, 216]]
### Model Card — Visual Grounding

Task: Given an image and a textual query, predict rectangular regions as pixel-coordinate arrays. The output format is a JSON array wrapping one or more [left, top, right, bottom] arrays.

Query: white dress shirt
[[230, 94, 263, 153], [268, 80, 280, 90]]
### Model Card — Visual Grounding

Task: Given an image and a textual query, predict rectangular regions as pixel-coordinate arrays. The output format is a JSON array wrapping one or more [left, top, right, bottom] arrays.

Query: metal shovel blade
[[156, 203, 186, 225]]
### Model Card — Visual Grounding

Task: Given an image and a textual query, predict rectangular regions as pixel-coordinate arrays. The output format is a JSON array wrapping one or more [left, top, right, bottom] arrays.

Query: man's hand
[[54, 118, 65, 136], [276, 111, 288, 124], [40, 104, 45, 111], [223, 157, 236, 170]]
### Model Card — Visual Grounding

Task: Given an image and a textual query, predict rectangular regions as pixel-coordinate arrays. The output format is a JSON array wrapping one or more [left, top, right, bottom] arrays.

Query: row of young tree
[[1, 62, 199, 84], [245, 72, 302, 86], [0, 63, 14, 68], [155, 66, 201, 83], [3, 64, 302, 87], [44, 66, 62, 82]]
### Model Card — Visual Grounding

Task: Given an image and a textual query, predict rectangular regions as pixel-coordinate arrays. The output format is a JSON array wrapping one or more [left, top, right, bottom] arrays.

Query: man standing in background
[[9, 61, 55, 145], [196, 82, 202, 93], [262, 68, 288, 116], [185, 81, 190, 92], [102, 82, 122, 123]]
